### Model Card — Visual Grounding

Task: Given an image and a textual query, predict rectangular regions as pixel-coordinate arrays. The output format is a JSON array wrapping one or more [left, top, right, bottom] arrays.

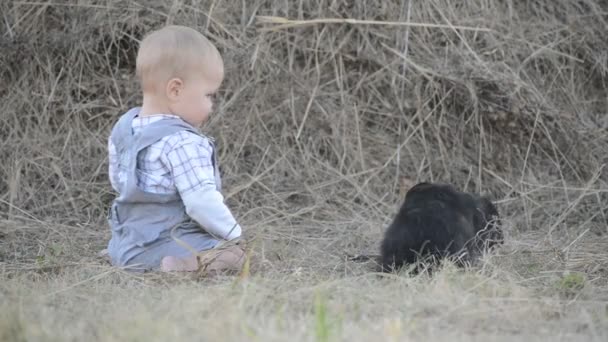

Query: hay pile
[[1, 0, 607, 271]]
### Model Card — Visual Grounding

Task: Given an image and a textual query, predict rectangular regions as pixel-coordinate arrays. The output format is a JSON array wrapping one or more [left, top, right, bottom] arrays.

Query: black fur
[[380, 182, 503, 272]]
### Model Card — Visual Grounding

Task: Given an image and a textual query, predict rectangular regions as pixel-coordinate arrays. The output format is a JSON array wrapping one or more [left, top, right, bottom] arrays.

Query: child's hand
[[226, 236, 247, 248]]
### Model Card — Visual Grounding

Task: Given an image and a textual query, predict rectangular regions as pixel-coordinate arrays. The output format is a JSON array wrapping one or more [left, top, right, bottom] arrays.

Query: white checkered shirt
[[108, 114, 217, 196]]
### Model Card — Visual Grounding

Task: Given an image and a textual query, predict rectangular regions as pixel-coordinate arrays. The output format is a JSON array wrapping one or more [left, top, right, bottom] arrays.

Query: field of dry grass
[[1, 0, 608, 341]]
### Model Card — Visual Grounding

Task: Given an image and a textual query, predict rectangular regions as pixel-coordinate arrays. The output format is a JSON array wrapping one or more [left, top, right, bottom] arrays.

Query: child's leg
[[125, 231, 218, 272], [160, 245, 245, 273]]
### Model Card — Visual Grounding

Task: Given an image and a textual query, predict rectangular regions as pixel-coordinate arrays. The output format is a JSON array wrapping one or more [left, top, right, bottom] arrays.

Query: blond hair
[[136, 25, 222, 92]]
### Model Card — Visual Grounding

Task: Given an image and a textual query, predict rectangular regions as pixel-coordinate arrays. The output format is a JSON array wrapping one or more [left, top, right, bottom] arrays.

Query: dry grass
[[1, 0, 608, 340]]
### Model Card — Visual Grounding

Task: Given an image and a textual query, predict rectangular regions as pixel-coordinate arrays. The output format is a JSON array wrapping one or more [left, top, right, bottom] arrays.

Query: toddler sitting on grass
[[106, 25, 245, 274]]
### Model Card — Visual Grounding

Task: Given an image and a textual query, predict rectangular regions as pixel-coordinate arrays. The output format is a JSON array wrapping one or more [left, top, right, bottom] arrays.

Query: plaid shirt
[[108, 114, 217, 196]]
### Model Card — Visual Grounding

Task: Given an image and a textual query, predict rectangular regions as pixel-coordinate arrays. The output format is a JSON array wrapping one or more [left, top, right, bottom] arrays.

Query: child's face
[[168, 62, 223, 127]]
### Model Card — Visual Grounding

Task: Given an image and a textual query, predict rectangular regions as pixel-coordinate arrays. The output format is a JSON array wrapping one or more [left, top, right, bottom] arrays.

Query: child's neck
[[139, 93, 172, 117]]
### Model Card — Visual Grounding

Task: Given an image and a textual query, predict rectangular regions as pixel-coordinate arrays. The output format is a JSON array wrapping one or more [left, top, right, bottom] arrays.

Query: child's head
[[136, 25, 223, 126]]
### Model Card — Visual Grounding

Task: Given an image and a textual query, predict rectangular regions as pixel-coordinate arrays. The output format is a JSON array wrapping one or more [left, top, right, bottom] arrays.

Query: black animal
[[380, 182, 503, 272]]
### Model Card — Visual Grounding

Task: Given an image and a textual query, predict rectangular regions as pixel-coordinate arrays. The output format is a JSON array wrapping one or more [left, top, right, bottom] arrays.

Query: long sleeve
[[161, 133, 242, 240], [181, 185, 242, 240]]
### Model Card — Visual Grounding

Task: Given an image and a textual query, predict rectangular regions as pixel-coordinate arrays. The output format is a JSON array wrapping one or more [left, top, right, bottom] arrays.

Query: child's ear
[[166, 78, 183, 102]]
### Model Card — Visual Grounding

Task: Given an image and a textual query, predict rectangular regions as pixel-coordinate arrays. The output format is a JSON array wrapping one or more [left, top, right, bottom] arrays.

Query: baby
[[106, 25, 245, 274]]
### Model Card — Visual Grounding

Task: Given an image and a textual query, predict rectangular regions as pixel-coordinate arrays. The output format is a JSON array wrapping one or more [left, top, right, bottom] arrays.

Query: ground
[[1, 1, 608, 341]]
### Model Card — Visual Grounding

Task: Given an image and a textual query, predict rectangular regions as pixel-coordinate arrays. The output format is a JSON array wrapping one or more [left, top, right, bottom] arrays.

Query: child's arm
[[163, 134, 242, 241], [181, 186, 242, 240]]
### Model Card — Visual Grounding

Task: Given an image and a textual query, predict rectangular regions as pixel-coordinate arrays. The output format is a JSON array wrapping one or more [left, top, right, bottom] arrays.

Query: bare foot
[[205, 245, 246, 274], [160, 255, 199, 272], [160, 245, 246, 274]]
